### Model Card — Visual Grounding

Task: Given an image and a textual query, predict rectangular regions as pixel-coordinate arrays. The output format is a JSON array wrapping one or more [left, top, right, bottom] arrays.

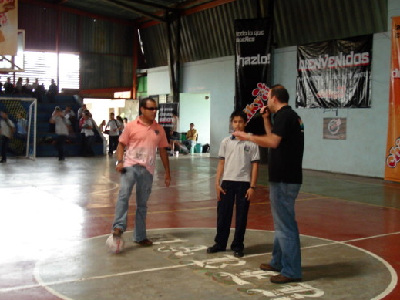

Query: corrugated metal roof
[[139, 0, 387, 68], [140, 0, 260, 67], [274, 0, 387, 47], [18, 0, 388, 88]]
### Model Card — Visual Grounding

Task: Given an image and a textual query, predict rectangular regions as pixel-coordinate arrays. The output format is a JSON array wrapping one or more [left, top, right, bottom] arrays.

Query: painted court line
[[0, 230, 397, 300]]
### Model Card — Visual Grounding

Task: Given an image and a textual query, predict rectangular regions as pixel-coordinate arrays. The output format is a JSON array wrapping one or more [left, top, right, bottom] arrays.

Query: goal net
[[0, 97, 37, 160]]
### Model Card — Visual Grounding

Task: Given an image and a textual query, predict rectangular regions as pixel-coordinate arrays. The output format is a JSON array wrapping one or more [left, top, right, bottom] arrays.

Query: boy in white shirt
[[207, 110, 260, 258]]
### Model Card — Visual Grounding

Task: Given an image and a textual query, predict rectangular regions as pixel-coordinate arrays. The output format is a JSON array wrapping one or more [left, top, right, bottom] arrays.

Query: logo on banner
[[237, 53, 271, 67], [386, 138, 400, 168], [298, 51, 370, 71], [243, 83, 269, 123]]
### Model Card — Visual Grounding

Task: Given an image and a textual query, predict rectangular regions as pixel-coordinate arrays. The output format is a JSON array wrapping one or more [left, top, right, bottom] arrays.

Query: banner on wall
[[158, 103, 178, 129], [234, 18, 273, 135], [296, 35, 372, 108], [385, 17, 400, 182], [0, 0, 18, 56]]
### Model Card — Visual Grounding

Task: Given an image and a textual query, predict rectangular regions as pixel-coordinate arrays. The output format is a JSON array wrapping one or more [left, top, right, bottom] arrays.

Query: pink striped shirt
[[119, 117, 169, 175]]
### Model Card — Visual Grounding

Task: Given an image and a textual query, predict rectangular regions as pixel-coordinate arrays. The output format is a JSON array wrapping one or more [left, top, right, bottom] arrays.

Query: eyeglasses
[[143, 107, 159, 111]]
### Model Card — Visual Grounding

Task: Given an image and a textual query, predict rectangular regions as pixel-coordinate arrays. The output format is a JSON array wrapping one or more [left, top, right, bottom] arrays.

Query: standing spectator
[[23, 78, 32, 95], [233, 86, 304, 284], [99, 120, 106, 133], [77, 104, 87, 120], [64, 106, 76, 133], [15, 112, 28, 155], [4, 77, 14, 95], [110, 98, 170, 248], [116, 115, 124, 135], [80, 111, 95, 156], [0, 110, 15, 163], [15, 77, 22, 95], [50, 106, 70, 161], [16, 112, 28, 139], [105, 112, 122, 156], [31, 78, 39, 91], [170, 111, 179, 140], [207, 110, 259, 258], [47, 79, 58, 103]]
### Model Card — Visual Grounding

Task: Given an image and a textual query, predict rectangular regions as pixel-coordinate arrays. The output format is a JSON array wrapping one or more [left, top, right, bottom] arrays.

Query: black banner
[[158, 103, 178, 141], [158, 103, 178, 128], [235, 18, 273, 134], [296, 35, 372, 108]]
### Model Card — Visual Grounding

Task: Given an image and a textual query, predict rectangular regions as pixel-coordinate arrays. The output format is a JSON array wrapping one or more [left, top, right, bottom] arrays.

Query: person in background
[[15, 77, 23, 95], [64, 106, 76, 133], [207, 110, 259, 258], [15, 112, 28, 155], [31, 78, 39, 92], [233, 85, 304, 284], [80, 111, 95, 156], [110, 97, 170, 248], [47, 79, 58, 103], [16, 112, 28, 139], [99, 120, 107, 133], [50, 106, 70, 161], [116, 115, 124, 135], [0, 110, 15, 163], [77, 104, 87, 120], [105, 112, 122, 156], [23, 78, 32, 95], [182, 122, 198, 153], [4, 77, 14, 95]]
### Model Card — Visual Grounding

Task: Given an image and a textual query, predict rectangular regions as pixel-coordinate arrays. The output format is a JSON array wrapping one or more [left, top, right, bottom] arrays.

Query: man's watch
[[116, 160, 123, 166], [250, 186, 256, 190]]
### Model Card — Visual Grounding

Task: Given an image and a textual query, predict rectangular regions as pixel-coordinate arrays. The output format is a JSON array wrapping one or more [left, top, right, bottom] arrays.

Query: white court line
[[0, 228, 397, 300]]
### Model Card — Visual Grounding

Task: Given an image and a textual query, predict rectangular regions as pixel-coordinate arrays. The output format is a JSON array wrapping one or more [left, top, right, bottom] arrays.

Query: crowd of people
[[0, 77, 59, 102], [47, 103, 130, 160]]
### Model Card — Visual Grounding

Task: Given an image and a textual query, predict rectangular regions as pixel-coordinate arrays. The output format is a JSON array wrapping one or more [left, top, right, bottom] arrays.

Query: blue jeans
[[113, 165, 153, 242], [269, 182, 302, 279]]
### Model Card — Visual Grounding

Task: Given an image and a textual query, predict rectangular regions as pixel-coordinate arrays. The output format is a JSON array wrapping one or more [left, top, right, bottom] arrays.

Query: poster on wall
[[234, 18, 273, 135], [385, 17, 400, 182], [323, 118, 347, 140], [0, 0, 18, 56], [158, 102, 178, 140], [296, 35, 372, 108]]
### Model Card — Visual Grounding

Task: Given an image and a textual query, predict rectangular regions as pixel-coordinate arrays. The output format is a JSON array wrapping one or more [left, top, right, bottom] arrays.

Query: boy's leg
[[214, 181, 235, 250], [231, 182, 250, 252]]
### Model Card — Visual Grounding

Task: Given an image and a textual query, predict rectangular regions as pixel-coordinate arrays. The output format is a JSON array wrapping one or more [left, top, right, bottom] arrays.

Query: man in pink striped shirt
[[111, 98, 171, 248]]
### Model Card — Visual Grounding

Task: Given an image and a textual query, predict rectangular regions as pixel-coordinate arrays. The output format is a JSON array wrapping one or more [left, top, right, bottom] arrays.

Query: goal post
[[0, 97, 37, 160]]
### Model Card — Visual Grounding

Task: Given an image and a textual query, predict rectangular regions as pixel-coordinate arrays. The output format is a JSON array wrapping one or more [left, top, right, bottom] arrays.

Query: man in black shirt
[[233, 85, 304, 284]]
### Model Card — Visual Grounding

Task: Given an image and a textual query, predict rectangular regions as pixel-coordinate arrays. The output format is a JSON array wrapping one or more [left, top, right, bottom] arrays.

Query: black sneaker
[[207, 244, 226, 254], [233, 250, 244, 258]]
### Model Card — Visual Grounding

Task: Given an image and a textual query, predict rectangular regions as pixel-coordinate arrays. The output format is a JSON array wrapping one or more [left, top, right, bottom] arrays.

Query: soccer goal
[[0, 97, 37, 160]]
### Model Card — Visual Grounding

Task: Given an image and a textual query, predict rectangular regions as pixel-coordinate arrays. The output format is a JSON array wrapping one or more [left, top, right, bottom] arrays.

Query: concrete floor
[[0, 154, 399, 300]]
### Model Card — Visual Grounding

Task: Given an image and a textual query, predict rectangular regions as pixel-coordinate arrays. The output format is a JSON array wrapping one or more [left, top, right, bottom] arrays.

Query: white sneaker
[[106, 234, 125, 254]]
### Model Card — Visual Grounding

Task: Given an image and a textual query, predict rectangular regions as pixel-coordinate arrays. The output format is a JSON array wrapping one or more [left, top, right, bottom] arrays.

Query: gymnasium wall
[[147, 0, 400, 178]]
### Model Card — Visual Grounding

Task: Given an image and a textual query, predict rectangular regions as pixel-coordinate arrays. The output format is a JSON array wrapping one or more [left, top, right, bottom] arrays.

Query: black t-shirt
[[268, 105, 304, 184]]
